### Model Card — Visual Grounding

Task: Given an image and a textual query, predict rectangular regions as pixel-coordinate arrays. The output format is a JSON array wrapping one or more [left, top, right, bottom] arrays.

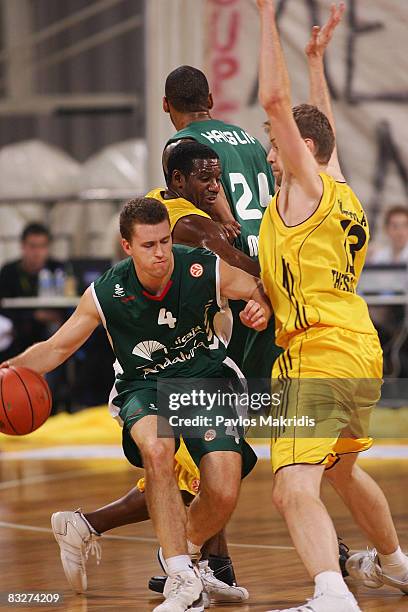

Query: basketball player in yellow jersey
[[257, 2, 408, 611]]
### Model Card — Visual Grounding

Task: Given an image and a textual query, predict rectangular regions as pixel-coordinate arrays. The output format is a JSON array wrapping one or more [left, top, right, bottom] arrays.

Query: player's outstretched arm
[[218, 259, 271, 331], [0, 288, 101, 375], [306, 2, 345, 181], [257, 0, 322, 202], [174, 215, 260, 276]]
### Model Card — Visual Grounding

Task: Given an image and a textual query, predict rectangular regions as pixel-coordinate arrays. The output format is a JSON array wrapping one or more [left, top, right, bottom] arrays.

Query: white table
[[1, 296, 80, 309]]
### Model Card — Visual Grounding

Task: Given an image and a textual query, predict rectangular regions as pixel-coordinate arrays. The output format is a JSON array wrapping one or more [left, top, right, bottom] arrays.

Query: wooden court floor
[[0, 456, 407, 611]]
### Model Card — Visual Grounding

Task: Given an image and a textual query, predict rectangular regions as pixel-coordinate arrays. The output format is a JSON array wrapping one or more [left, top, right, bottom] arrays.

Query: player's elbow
[[259, 91, 288, 116], [46, 337, 74, 367]]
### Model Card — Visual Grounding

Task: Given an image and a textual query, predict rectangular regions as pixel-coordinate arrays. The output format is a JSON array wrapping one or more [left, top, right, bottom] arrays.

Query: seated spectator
[[0, 222, 62, 298], [368, 206, 408, 376], [0, 223, 70, 409], [370, 206, 408, 264], [0, 223, 63, 351]]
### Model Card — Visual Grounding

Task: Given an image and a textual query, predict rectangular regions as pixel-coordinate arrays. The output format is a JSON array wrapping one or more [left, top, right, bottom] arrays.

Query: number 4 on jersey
[[158, 308, 177, 329]]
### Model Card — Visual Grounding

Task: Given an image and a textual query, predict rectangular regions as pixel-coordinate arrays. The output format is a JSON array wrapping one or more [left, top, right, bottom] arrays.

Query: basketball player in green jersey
[[162, 65, 279, 380], [2, 198, 271, 612], [164, 67, 274, 258], [43, 143, 262, 605]]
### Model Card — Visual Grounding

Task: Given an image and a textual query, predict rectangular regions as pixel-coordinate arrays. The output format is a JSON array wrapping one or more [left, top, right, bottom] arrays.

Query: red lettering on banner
[[212, 8, 239, 53], [208, 0, 241, 121], [213, 57, 238, 88]]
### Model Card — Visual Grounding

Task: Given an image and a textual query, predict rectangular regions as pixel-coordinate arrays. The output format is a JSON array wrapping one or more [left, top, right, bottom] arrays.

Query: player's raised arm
[[218, 258, 271, 331], [306, 2, 345, 181], [257, 0, 322, 201], [174, 215, 259, 276], [1, 287, 101, 375]]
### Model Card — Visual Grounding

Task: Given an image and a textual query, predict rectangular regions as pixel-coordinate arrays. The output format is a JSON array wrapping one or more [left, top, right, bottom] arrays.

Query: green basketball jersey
[[168, 119, 275, 257], [91, 245, 229, 395]]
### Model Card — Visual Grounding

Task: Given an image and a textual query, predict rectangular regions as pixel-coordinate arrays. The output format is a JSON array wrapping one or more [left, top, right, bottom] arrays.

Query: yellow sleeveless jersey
[[259, 173, 376, 348], [146, 188, 210, 231]]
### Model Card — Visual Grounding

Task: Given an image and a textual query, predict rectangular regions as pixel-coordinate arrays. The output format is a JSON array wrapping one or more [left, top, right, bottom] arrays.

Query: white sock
[[378, 547, 408, 581], [166, 555, 194, 577], [314, 571, 350, 596], [77, 511, 100, 536], [187, 539, 201, 561]]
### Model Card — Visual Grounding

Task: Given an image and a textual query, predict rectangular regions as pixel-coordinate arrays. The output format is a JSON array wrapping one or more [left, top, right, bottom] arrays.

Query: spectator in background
[[370, 206, 408, 264], [368, 207, 408, 375], [0, 223, 63, 352], [0, 223, 61, 299], [0, 223, 69, 408]]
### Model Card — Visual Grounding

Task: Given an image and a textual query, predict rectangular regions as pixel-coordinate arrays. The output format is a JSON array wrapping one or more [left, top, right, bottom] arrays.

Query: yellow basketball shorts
[[136, 437, 200, 496], [271, 327, 383, 473]]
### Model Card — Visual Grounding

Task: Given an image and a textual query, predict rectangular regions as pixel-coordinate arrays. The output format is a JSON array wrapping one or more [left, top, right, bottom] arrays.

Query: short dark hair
[[165, 65, 210, 112], [119, 197, 170, 241], [384, 205, 408, 227], [166, 141, 219, 187], [292, 104, 335, 164], [21, 222, 50, 242]]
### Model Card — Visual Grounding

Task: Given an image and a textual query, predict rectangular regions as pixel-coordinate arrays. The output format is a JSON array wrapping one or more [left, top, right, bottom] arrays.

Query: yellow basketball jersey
[[146, 188, 210, 232], [259, 173, 376, 348]]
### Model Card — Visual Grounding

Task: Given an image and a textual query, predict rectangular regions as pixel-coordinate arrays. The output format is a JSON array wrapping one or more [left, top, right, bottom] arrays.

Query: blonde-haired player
[[257, 1, 408, 611]]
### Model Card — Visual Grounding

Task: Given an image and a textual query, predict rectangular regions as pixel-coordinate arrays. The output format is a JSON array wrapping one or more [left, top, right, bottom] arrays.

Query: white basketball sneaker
[[157, 547, 248, 606], [153, 570, 204, 612], [198, 560, 249, 603], [266, 590, 361, 611], [51, 510, 101, 593], [346, 548, 408, 593]]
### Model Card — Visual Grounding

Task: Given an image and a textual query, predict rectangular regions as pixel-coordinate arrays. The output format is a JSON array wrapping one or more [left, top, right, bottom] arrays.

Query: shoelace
[[359, 547, 378, 578], [201, 565, 229, 588], [84, 534, 102, 565]]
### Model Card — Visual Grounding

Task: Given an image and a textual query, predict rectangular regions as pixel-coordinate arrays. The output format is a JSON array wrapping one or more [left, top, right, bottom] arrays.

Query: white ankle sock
[[378, 547, 408, 581], [314, 571, 350, 596], [166, 555, 194, 577], [187, 539, 201, 561], [77, 511, 100, 536]]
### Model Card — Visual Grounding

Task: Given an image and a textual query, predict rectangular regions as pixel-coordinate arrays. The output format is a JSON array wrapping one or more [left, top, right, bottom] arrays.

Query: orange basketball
[[0, 366, 52, 435]]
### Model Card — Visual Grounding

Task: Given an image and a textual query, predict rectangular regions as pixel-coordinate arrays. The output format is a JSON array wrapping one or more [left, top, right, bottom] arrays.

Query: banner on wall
[[204, 0, 408, 236]]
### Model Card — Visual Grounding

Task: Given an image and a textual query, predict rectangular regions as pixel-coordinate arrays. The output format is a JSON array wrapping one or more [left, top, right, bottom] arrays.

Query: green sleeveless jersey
[[168, 119, 275, 257], [91, 245, 229, 394]]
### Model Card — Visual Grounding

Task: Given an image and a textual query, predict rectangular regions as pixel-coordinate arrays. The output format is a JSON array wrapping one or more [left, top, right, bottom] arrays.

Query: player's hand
[[305, 3, 345, 59], [0, 360, 10, 369], [218, 220, 241, 243], [239, 299, 269, 331]]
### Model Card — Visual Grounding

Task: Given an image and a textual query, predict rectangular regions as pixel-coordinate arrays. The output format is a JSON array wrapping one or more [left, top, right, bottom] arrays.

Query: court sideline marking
[[0, 466, 119, 490], [1, 443, 408, 461], [0, 520, 380, 555], [0, 520, 299, 551]]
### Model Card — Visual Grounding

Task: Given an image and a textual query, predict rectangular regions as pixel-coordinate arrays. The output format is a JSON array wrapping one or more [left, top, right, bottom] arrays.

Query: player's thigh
[[269, 375, 344, 473], [118, 388, 176, 468], [270, 329, 382, 473]]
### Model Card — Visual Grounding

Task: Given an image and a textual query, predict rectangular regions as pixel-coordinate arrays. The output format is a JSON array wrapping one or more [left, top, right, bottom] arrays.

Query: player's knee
[[201, 480, 239, 512], [272, 479, 307, 515], [140, 440, 174, 474]]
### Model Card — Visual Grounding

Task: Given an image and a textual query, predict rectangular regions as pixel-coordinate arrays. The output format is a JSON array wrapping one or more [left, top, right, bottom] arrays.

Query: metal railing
[[0, 0, 142, 114]]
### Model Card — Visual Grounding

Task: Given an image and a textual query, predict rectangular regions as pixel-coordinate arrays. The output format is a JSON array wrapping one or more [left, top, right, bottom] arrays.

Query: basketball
[[0, 366, 52, 435]]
